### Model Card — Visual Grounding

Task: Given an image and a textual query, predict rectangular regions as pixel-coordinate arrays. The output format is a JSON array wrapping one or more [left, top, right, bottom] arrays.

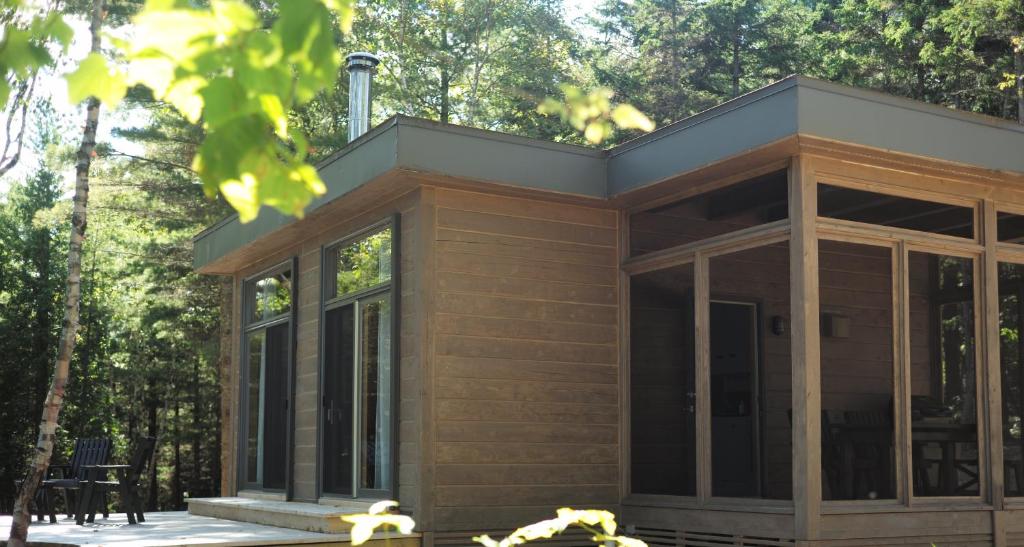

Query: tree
[[8, 0, 104, 542]]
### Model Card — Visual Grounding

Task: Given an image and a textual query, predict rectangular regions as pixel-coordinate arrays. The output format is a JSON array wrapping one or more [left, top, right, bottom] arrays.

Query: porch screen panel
[[708, 241, 792, 500], [819, 240, 896, 501], [629, 170, 788, 257], [629, 263, 696, 496], [999, 262, 1024, 497], [908, 252, 979, 497], [818, 185, 974, 239]]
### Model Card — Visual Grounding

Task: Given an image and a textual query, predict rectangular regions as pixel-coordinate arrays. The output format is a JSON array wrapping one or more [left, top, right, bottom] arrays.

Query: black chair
[[77, 437, 156, 525], [20, 438, 113, 523]]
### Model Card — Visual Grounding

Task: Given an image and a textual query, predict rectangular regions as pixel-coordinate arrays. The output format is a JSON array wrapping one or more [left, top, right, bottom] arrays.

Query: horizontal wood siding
[[429, 188, 620, 532]]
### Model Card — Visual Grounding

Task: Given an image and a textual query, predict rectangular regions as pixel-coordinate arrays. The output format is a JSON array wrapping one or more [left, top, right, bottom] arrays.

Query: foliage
[[474, 508, 645, 547], [341, 500, 415, 545], [342, 504, 645, 547], [0, 0, 73, 110], [539, 85, 654, 144], [65, 0, 356, 223]]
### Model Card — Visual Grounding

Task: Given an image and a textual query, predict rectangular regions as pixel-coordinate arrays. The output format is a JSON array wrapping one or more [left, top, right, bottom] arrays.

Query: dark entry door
[[710, 300, 760, 497], [322, 304, 354, 495]]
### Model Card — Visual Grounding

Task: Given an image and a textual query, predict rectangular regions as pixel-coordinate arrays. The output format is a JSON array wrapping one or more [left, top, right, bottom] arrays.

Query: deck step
[[186, 497, 373, 534]]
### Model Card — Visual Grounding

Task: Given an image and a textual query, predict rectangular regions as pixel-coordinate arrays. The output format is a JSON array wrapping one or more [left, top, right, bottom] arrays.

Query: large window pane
[[323, 304, 355, 495], [629, 171, 788, 257], [359, 296, 393, 491], [249, 271, 292, 323], [818, 184, 974, 239], [629, 263, 696, 496], [245, 331, 265, 485], [330, 226, 392, 300], [709, 241, 791, 500], [819, 240, 896, 500], [908, 252, 979, 497], [999, 262, 1024, 497], [244, 323, 289, 489]]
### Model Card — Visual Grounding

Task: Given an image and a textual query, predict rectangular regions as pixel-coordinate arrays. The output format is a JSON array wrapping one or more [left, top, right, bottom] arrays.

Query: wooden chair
[[77, 437, 155, 525], [842, 410, 894, 499], [23, 438, 112, 523]]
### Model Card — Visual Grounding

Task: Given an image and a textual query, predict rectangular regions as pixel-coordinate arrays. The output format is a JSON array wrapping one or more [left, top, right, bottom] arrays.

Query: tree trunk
[[173, 400, 182, 509], [7, 1, 104, 544], [146, 400, 159, 511]]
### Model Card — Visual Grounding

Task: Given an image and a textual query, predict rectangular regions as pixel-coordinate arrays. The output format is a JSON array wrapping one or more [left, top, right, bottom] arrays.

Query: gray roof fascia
[[395, 119, 605, 197], [605, 78, 801, 196], [793, 77, 1024, 174]]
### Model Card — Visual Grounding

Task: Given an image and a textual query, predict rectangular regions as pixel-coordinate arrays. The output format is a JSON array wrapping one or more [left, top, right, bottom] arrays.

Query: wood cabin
[[190, 75, 1024, 547]]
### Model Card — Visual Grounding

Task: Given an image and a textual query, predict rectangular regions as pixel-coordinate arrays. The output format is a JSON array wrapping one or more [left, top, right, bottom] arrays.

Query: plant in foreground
[[343, 503, 647, 547]]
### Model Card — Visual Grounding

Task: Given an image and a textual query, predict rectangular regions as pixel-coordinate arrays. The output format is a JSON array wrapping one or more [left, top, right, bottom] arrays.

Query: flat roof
[[194, 75, 1024, 272]]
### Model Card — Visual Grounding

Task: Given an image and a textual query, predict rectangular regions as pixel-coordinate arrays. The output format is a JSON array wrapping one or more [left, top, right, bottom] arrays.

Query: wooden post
[[983, 199, 1004, 509], [695, 253, 711, 503], [417, 187, 437, 539], [789, 155, 821, 540]]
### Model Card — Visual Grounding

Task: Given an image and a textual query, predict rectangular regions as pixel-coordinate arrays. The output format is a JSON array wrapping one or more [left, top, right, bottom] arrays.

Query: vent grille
[[634, 526, 794, 547]]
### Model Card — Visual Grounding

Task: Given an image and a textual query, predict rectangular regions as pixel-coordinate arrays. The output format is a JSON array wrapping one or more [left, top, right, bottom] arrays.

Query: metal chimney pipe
[[346, 52, 381, 142]]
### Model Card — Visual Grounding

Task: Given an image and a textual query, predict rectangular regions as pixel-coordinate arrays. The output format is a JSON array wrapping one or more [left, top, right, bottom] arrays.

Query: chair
[[77, 437, 156, 525], [842, 410, 894, 499], [22, 438, 112, 523]]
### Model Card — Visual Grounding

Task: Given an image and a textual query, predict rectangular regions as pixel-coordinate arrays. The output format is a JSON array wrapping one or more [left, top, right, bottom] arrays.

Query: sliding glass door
[[321, 222, 397, 498]]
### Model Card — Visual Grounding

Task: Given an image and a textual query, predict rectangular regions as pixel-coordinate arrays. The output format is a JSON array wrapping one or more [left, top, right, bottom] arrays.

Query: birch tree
[[7, 0, 104, 543]]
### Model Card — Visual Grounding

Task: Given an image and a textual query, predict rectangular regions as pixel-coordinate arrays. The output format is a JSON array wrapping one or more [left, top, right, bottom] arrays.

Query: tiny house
[[192, 67, 1024, 546]]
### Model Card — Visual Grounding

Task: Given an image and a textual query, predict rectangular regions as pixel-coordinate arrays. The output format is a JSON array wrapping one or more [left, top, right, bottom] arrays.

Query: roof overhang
[[194, 76, 1024, 273]]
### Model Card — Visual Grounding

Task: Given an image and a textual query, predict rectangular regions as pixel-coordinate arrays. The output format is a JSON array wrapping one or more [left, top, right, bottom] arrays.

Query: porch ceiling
[[193, 76, 1024, 274]]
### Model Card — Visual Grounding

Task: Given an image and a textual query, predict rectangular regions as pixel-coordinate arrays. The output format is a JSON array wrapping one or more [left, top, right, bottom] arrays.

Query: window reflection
[[359, 297, 392, 491], [999, 262, 1024, 496], [908, 253, 979, 497], [250, 271, 292, 323], [331, 226, 392, 300]]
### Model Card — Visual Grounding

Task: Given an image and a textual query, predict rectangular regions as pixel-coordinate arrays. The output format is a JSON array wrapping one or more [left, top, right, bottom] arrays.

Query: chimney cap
[[346, 52, 380, 71]]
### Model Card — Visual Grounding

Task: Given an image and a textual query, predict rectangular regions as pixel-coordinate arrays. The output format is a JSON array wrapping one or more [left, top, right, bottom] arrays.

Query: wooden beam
[[983, 200, 1005, 510], [790, 155, 821, 539]]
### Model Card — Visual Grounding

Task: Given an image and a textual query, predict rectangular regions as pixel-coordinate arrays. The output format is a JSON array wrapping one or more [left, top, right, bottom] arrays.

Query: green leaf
[[258, 94, 288, 138], [611, 104, 655, 132], [66, 53, 127, 107]]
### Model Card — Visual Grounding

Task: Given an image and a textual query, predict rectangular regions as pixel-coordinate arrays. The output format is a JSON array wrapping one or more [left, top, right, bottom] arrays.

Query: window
[[629, 263, 696, 496], [241, 265, 293, 490], [818, 184, 974, 239], [708, 241, 792, 500], [908, 252, 979, 497], [321, 223, 396, 498], [819, 240, 896, 501], [629, 170, 788, 257]]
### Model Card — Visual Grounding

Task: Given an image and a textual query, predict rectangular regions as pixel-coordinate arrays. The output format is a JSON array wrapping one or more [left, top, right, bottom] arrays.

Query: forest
[[0, 0, 1021, 513]]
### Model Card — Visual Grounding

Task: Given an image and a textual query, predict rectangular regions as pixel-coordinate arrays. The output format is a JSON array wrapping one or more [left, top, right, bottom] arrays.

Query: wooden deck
[[0, 511, 420, 547]]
